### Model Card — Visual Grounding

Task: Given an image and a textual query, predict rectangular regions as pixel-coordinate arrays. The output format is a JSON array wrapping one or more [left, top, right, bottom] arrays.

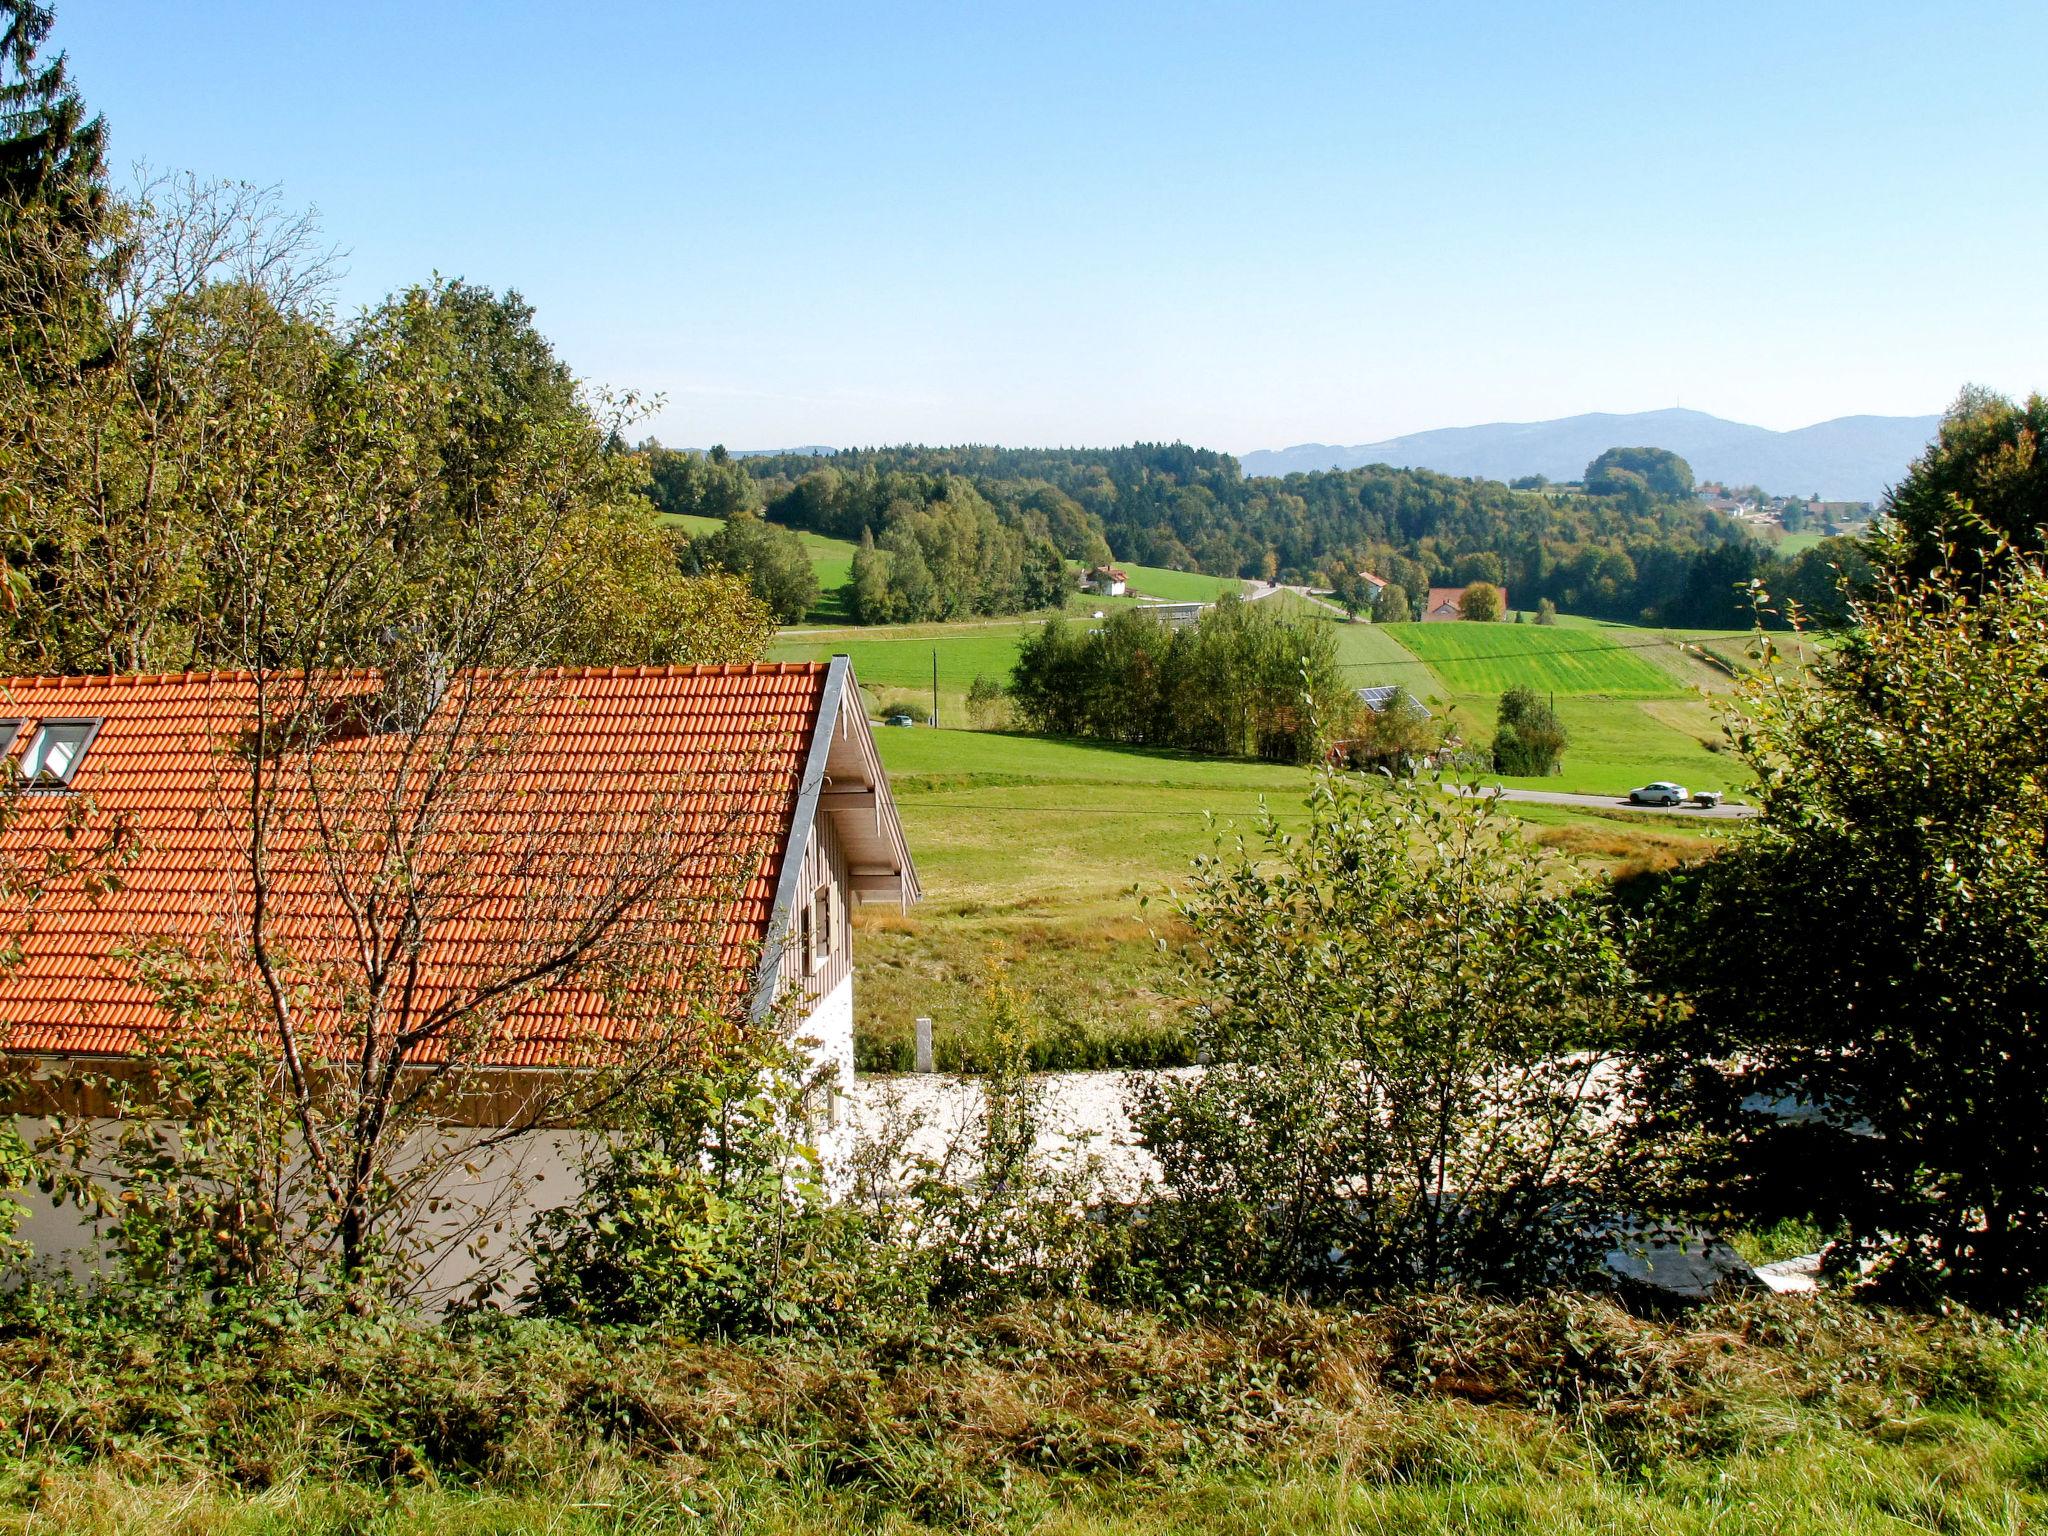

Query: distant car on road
[[1628, 781, 1688, 806], [883, 711, 917, 727]]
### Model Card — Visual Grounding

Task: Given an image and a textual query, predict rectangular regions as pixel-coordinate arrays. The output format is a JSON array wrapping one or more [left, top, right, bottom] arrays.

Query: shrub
[[1492, 685, 1566, 775], [878, 697, 930, 723], [1131, 772, 1658, 1298], [1633, 543, 2048, 1306], [966, 672, 1007, 728]]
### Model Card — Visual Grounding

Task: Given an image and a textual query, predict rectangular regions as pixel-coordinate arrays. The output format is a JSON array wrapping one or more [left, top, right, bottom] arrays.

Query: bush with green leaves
[[1633, 539, 2048, 1306], [966, 671, 1008, 728], [1491, 685, 1567, 775], [1131, 773, 1657, 1299], [526, 975, 1110, 1334]]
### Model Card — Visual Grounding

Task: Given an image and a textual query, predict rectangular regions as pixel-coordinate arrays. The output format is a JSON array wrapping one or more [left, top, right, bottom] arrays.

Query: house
[[1085, 566, 1128, 597], [1133, 600, 1206, 629], [1357, 571, 1390, 595], [0, 658, 918, 1289], [1423, 585, 1509, 622], [1355, 685, 1431, 718]]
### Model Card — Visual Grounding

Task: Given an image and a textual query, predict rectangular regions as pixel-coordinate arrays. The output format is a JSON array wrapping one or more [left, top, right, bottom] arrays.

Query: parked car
[[884, 711, 917, 727], [1628, 781, 1688, 806]]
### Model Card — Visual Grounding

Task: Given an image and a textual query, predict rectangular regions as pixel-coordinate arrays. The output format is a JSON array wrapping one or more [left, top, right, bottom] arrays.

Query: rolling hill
[[1240, 407, 1939, 502]]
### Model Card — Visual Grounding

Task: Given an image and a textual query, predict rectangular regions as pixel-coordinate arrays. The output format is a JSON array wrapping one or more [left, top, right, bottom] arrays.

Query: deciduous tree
[[1634, 543, 2048, 1304]]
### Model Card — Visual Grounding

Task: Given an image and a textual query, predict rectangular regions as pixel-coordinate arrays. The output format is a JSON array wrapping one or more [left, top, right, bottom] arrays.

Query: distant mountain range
[[1239, 408, 1941, 503]]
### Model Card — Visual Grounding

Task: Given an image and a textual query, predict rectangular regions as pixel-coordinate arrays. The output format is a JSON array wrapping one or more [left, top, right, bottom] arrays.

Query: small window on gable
[[18, 719, 99, 787], [809, 883, 832, 971]]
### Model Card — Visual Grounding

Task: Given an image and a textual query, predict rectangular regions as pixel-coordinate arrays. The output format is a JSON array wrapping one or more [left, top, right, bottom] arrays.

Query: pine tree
[[1, 1, 105, 227]]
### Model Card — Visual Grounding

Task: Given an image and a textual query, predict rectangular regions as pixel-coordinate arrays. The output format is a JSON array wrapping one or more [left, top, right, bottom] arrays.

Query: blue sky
[[56, 1, 2048, 451]]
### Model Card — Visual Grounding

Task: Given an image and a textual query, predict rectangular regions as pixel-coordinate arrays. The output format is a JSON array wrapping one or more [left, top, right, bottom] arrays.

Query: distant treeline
[[1008, 598, 1350, 765], [643, 443, 1082, 623], [714, 444, 1869, 629]]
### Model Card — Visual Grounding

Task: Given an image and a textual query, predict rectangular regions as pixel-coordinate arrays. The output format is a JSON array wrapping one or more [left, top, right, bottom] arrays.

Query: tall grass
[[2, 1295, 2041, 1534]]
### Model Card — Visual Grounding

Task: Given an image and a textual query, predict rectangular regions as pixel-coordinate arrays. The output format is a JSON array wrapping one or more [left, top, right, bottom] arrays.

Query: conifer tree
[[0, 1, 105, 227]]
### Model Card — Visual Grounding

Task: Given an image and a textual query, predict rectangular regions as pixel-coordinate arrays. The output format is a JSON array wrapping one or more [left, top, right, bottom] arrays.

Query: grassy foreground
[[6, 1295, 2041, 1535]]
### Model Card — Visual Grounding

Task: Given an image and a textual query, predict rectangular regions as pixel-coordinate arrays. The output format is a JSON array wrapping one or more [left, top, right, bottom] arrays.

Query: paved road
[[1453, 784, 1756, 819]]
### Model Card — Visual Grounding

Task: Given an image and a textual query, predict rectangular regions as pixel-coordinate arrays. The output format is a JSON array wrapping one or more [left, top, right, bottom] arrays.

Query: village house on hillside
[[0, 658, 918, 1291], [1085, 565, 1129, 597], [1423, 584, 1510, 621]]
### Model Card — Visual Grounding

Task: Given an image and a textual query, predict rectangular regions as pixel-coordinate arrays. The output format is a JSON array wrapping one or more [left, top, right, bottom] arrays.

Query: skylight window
[[0, 721, 19, 758], [18, 720, 99, 787]]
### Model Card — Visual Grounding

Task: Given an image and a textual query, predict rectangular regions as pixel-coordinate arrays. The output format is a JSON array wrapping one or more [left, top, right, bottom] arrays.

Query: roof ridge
[[0, 660, 833, 692]]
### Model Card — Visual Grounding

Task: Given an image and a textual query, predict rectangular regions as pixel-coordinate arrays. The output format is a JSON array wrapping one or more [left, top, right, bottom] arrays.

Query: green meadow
[[850, 723, 1723, 1068], [1118, 562, 1243, 601], [1384, 620, 1693, 697], [766, 606, 1773, 1064], [769, 619, 1047, 723]]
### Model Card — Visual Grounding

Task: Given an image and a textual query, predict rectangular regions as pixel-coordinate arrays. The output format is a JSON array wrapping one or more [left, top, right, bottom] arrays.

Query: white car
[[1628, 781, 1688, 806]]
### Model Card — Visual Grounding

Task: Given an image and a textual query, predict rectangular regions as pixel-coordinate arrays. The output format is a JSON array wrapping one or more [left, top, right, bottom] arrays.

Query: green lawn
[[1384, 621, 1693, 698], [849, 725, 1718, 1069], [1454, 692, 1744, 796], [769, 620, 1047, 724], [1119, 562, 1243, 602]]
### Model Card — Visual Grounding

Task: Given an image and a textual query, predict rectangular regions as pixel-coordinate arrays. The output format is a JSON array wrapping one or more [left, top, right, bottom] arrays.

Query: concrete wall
[[4, 969, 861, 1303]]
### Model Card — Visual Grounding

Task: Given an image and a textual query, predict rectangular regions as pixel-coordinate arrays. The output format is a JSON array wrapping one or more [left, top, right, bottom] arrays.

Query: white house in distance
[[1085, 565, 1129, 597], [0, 656, 919, 1292]]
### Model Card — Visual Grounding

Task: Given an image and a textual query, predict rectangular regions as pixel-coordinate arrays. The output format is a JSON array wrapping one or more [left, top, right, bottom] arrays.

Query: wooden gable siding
[[773, 810, 853, 1010]]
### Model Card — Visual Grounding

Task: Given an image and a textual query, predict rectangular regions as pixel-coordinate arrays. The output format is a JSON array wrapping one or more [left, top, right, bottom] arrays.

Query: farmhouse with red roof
[[0, 657, 917, 1289]]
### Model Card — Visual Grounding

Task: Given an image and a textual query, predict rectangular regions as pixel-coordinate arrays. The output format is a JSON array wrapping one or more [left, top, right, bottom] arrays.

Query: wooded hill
[[718, 443, 1863, 629]]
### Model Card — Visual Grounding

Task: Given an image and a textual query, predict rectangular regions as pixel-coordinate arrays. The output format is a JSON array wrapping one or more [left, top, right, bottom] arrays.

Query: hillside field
[[768, 620, 1046, 724], [766, 608, 1771, 1063], [1117, 562, 1243, 602], [1385, 620, 1695, 697], [658, 512, 860, 620], [849, 724, 1723, 1069]]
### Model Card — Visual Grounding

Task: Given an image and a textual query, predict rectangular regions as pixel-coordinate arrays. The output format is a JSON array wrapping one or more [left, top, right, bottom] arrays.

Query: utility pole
[[932, 649, 939, 729]]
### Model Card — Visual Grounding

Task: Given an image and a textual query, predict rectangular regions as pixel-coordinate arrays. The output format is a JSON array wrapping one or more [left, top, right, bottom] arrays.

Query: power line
[[808, 630, 1785, 684]]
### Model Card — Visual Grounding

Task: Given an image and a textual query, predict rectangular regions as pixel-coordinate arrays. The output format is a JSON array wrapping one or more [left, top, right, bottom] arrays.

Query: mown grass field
[[1385, 621, 1692, 698], [851, 725, 1722, 1068], [768, 619, 1046, 724], [1118, 562, 1243, 602]]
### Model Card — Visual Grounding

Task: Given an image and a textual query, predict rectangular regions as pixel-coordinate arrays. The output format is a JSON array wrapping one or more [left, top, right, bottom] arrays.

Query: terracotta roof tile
[[0, 665, 831, 1067]]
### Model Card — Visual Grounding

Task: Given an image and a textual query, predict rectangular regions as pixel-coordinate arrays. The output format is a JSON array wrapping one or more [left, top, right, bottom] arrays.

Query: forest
[[689, 443, 1868, 629]]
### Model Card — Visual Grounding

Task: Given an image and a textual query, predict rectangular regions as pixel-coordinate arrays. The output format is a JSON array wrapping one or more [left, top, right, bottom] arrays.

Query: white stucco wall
[[849, 1067, 1200, 1200], [3, 974, 862, 1303], [4, 1114, 596, 1305]]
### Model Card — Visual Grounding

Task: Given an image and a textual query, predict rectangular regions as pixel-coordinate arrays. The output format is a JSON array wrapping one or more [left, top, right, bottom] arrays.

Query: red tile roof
[[1425, 585, 1509, 615], [0, 664, 832, 1067]]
